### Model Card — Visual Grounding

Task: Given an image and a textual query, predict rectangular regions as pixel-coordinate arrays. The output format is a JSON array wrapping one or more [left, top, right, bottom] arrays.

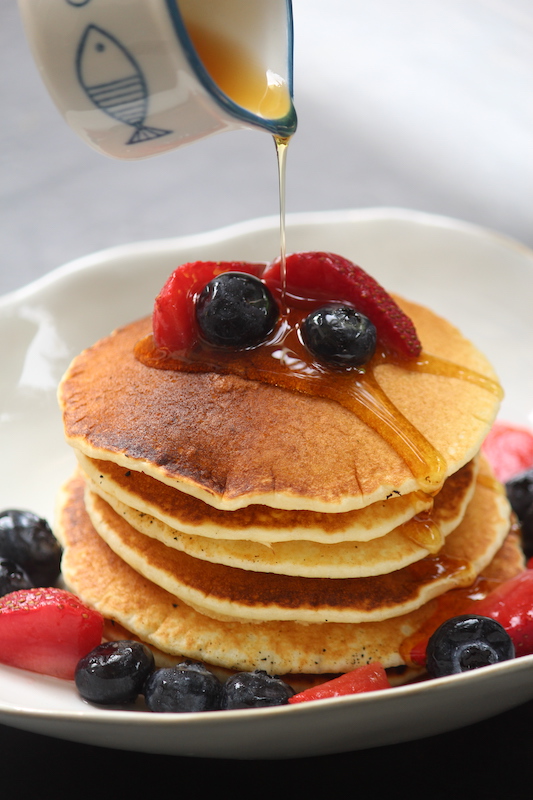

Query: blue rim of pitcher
[[165, 0, 297, 138]]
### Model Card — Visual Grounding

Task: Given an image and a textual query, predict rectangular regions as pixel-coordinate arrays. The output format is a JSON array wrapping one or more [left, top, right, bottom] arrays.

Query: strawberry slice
[[409, 639, 428, 668], [465, 570, 533, 658], [482, 421, 533, 483], [0, 588, 104, 680], [288, 663, 390, 704], [410, 569, 533, 666], [152, 260, 266, 352], [263, 252, 422, 358]]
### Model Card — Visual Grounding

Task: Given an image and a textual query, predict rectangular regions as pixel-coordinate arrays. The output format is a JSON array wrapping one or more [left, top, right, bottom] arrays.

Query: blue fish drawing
[[76, 25, 171, 145]]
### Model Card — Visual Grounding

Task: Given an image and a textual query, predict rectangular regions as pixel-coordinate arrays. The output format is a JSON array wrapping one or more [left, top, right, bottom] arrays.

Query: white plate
[[1, 207, 532, 759]]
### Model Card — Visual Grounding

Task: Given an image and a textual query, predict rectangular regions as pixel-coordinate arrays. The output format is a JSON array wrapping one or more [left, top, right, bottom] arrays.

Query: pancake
[[58, 296, 502, 513], [55, 471, 522, 675], [79, 456, 510, 624], [84, 458, 478, 578], [76, 451, 435, 544]]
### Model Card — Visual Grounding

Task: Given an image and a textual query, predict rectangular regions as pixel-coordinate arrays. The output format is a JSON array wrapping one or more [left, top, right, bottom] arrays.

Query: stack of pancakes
[[55, 295, 523, 682]]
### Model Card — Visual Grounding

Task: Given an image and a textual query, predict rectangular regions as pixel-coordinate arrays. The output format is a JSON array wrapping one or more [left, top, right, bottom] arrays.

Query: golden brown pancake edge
[[58, 296, 501, 513]]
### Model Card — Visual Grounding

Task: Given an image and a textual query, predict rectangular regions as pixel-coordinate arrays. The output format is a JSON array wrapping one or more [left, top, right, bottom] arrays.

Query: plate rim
[[1, 206, 532, 756], [0, 649, 532, 724], [2, 205, 533, 306]]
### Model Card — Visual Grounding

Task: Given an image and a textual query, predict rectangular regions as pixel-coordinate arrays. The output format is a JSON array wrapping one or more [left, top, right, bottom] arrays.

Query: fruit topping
[[301, 304, 377, 367], [424, 614, 515, 678], [465, 570, 533, 658], [0, 509, 62, 587], [152, 260, 266, 353], [144, 661, 223, 712], [221, 669, 294, 709], [196, 272, 278, 348], [0, 559, 33, 597], [506, 468, 533, 558], [151, 252, 422, 365], [0, 588, 104, 680], [262, 252, 422, 359], [482, 422, 533, 483], [410, 569, 533, 667], [288, 663, 390, 704], [75, 640, 155, 705]]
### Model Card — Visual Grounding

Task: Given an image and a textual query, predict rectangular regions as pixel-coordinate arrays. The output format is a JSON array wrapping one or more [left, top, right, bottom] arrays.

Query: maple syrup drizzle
[[398, 352, 503, 398], [135, 303, 501, 493]]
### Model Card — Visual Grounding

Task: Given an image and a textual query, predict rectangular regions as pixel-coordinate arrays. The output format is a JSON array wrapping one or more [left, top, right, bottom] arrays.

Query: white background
[[1, 0, 532, 295]]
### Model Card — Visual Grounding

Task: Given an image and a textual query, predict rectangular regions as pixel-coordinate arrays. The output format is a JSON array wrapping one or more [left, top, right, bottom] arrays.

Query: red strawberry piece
[[263, 252, 422, 358], [152, 261, 266, 353], [410, 569, 533, 665], [0, 587, 104, 680], [288, 662, 390, 704], [466, 570, 533, 657], [409, 639, 428, 668], [482, 421, 533, 483]]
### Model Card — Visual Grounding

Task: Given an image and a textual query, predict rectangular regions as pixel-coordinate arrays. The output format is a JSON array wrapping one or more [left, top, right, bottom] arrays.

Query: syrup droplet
[[401, 512, 445, 555]]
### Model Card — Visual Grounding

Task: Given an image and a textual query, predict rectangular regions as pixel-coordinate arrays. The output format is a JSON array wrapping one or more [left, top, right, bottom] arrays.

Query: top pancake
[[58, 297, 501, 512]]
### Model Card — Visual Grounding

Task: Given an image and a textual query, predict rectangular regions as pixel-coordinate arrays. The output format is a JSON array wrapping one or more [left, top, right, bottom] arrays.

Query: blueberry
[[0, 510, 62, 587], [75, 640, 155, 705], [505, 468, 533, 558], [196, 272, 278, 348], [301, 304, 377, 367], [143, 661, 223, 713], [0, 558, 33, 597], [426, 614, 515, 678], [221, 670, 294, 709]]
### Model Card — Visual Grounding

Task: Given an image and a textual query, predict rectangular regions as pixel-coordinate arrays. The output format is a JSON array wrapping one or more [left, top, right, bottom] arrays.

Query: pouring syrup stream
[[274, 135, 290, 310]]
